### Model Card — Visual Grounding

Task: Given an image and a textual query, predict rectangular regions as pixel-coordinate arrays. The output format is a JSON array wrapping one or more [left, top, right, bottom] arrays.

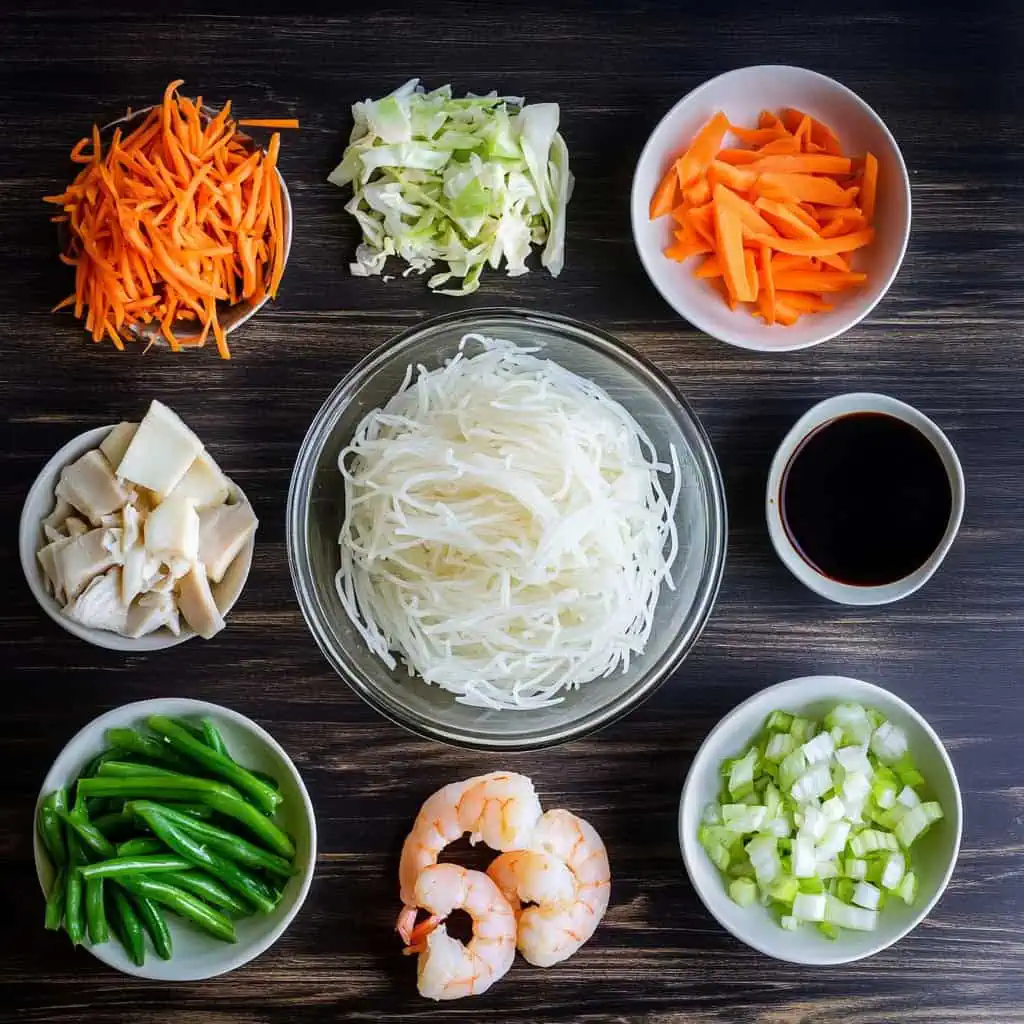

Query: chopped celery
[[767, 710, 794, 732], [729, 878, 758, 908]]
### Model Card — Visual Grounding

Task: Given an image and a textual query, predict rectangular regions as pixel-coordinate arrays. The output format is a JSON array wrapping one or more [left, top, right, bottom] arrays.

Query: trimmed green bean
[[129, 801, 294, 879], [82, 748, 136, 777], [127, 890, 173, 960], [172, 718, 208, 742], [104, 728, 191, 770], [64, 832, 86, 945], [58, 808, 116, 860], [78, 776, 295, 858], [79, 855, 192, 880], [116, 838, 165, 857], [85, 876, 109, 944], [200, 718, 230, 758], [108, 887, 145, 966], [147, 715, 282, 816], [131, 805, 279, 913], [92, 811, 138, 838], [44, 868, 66, 931], [38, 789, 68, 867], [97, 760, 183, 779], [159, 871, 248, 915], [116, 875, 236, 944]]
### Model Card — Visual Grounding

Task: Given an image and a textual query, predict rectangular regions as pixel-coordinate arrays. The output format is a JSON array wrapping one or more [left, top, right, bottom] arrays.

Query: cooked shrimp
[[404, 863, 516, 1001], [516, 809, 611, 966], [397, 771, 541, 940]]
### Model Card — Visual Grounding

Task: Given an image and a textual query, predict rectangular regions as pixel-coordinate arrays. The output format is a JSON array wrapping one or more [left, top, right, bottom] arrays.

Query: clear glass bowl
[[287, 309, 727, 750]]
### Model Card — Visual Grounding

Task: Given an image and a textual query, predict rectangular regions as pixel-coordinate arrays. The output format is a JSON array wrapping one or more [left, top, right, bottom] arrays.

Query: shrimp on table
[[493, 808, 610, 967], [403, 863, 516, 1001], [397, 771, 541, 940]]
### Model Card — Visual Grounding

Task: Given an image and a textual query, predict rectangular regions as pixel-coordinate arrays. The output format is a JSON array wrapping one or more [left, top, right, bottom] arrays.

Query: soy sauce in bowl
[[781, 412, 953, 586]]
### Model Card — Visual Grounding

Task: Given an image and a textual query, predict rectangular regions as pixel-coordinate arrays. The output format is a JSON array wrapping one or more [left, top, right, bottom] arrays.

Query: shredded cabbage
[[334, 333, 679, 710], [700, 702, 944, 937], [328, 80, 573, 295]]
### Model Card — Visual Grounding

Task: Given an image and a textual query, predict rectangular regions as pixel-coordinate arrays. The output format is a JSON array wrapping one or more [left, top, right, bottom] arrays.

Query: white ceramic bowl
[[631, 65, 911, 352], [679, 675, 962, 965], [19, 425, 255, 651], [33, 698, 316, 980], [766, 393, 965, 605]]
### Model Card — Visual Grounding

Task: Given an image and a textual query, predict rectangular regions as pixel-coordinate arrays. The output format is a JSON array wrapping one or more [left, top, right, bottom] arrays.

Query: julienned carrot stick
[[649, 106, 879, 326], [238, 118, 300, 129], [44, 80, 294, 357]]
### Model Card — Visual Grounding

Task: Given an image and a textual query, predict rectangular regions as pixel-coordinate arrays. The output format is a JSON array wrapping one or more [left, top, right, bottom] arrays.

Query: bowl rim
[[678, 674, 964, 965], [19, 424, 255, 651], [33, 697, 317, 981], [765, 393, 966, 605], [287, 306, 728, 751], [629, 64, 912, 353]]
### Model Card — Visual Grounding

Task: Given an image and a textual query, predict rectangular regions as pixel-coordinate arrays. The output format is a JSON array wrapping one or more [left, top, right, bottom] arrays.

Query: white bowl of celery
[[678, 676, 962, 965]]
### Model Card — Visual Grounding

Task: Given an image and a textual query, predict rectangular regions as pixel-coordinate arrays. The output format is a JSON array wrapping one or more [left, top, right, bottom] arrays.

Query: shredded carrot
[[649, 106, 880, 327], [44, 80, 294, 357], [237, 118, 300, 129]]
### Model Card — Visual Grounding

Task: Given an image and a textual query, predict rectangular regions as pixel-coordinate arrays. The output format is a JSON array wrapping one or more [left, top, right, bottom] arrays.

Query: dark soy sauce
[[781, 412, 953, 586]]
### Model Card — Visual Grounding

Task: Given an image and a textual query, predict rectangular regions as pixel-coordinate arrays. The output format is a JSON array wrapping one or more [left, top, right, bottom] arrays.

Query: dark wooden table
[[3, 3, 1023, 1021]]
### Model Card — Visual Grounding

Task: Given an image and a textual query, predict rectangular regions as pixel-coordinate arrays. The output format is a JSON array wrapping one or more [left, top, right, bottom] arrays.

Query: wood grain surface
[[2, 2, 1023, 1021]]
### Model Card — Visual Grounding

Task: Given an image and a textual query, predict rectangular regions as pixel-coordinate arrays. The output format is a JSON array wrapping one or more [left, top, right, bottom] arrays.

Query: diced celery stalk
[[896, 871, 918, 905], [799, 877, 825, 895], [781, 915, 798, 931], [789, 717, 814, 743], [792, 892, 827, 922], [825, 895, 878, 931], [802, 732, 835, 765], [836, 878, 855, 903], [791, 764, 832, 803], [873, 778, 898, 809], [728, 747, 758, 798], [780, 748, 808, 790], [765, 732, 795, 763], [729, 877, 758, 908], [766, 710, 794, 732], [880, 852, 906, 890], [821, 796, 845, 822], [852, 881, 881, 910], [768, 876, 800, 904], [792, 837, 816, 878], [871, 721, 909, 763], [817, 922, 840, 940], [844, 858, 868, 880], [722, 804, 767, 833], [897, 785, 921, 809]]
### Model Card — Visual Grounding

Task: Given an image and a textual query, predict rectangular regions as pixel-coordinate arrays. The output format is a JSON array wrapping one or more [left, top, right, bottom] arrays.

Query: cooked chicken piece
[[145, 495, 199, 564], [122, 502, 141, 554], [65, 516, 90, 538], [168, 451, 230, 509], [198, 501, 258, 583], [177, 562, 225, 639], [125, 591, 180, 638], [53, 528, 121, 601], [37, 536, 72, 601], [63, 568, 128, 633], [99, 421, 138, 472], [121, 544, 162, 606], [55, 449, 133, 525], [117, 400, 203, 497], [42, 498, 74, 539]]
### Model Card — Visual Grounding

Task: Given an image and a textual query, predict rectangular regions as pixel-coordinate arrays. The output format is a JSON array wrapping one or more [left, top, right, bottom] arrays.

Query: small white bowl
[[766, 393, 965, 605], [33, 698, 316, 980], [679, 675, 962, 965], [630, 65, 911, 352], [19, 425, 255, 651]]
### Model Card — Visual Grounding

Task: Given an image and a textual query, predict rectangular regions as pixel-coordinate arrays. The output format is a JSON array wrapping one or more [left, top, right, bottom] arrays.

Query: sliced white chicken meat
[[145, 495, 199, 564], [42, 498, 75, 540], [53, 528, 121, 601], [177, 562, 225, 639], [122, 502, 141, 554], [64, 516, 90, 538], [55, 449, 133, 525], [121, 544, 163, 607], [63, 568, 128, 634], [37, 536, 72, 601], [116, 400, 204, 497], [100, 421, 138, 471], [125, 591, 180, 638], [198, 501, 258, 583], [167, 450, 230, 509]]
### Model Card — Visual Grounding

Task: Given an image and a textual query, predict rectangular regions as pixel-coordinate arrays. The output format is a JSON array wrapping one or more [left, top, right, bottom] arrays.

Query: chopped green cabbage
[[328, 79, 573, 295]]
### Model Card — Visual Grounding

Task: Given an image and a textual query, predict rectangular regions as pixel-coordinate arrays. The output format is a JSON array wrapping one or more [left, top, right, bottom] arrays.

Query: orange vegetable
[[44, 80, 291, 357], [649, 107, 879, 327], [237, 118, 300, 129]]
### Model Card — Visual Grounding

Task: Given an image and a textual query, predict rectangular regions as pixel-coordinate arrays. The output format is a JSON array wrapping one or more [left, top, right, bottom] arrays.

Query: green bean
[[82, 747, 136, 777], [104, 728, 192, 770], [147, 715, 282, 817], [78, 777, 294, 858], [44, 868, 66, 931], [64, 832, 86, 945], [172, 718, 208, 742], [131, 805, 279, 913], [165, 802, 216, 820], [79, 855, 192, 880], [200, 718, 230, 758], [37, 789, 68, 867], [127, 890, 173, 960], [116, 837, 165, 857], [108, 887, 145, 966], [128, 801, 294, 879], [97, 760, 184, 779], [159, 870, 248, 915], [58, 808, 116, 860], [85, 876, 109, 944], [116, 875, 236, 944], [92, 810, 138, 838]]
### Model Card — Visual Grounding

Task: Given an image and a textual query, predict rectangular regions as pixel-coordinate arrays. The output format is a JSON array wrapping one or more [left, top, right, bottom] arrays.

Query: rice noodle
[[335, 333, 680, 710]]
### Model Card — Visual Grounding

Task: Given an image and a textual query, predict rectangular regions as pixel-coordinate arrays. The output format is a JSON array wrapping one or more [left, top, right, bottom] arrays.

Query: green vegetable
[[127, 890, 173, 960], [64, 832, 86, 946], [37, 789, 69, 867], [58, 807, 116, 860], [108, 887, 146, 966], [79, 855, 192, 880], [97, 760, 184, 779], [44, 868, 66, 931], [160, 871, 249, 915], [147, 715, 282, 816], [116, 838, 165, 857], [116, 876, 236, 944], [105, 728, 192, 770], [200, 718, 230, 758], [85, 876, 109, 944], [728, 877, 757, 907], [328, 79, 572, 296]]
